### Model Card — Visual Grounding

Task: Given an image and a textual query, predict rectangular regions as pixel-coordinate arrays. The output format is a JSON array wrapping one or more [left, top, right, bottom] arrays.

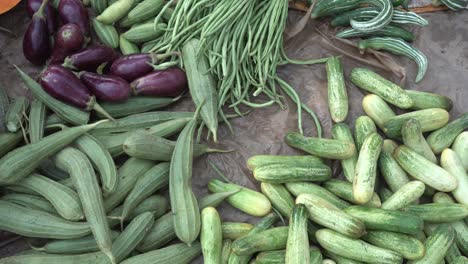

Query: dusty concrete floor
[[0, 3, 467, 261]]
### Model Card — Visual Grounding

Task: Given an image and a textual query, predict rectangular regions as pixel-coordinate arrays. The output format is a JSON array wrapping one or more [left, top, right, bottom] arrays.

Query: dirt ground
[[0, 3, 467, 261]]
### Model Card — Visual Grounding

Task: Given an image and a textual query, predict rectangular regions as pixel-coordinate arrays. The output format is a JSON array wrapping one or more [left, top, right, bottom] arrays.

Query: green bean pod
[[323, 179, 381, 208], [93, 18, 119, 48], [285, 204, 310, 264], [29, 99, 46, 143], [5, 96, 29, 133], [326, 56, 348, 123], [362, 94, 396, 131], [55, 147, 115, 264], [354, 116, 377, 152], [119, 35, 140, 55], [331, 123, 358, 182], [402, 119, 437, 163], [201, 207, 223, 264], [97, 0, 136, 24]]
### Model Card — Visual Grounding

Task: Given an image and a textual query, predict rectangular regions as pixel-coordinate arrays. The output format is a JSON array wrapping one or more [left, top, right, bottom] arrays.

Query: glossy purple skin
[[109, 53, 154, 82], [50, 23, 85, 64], [65, 45, 119, 72], [131, 67, 188, 97], [80, 72, 131, 102], [40, 65, 92, 109], [23, 15, 51, 65], [58, 0, 90, 36], [27, 0, 58, 34]]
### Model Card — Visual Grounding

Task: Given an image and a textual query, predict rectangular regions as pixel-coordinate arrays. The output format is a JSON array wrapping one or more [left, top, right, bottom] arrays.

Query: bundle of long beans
[[150, 0, 326, 136]]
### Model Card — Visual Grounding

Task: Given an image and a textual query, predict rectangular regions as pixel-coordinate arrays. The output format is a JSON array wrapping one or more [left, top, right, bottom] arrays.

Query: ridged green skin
[[90, 0, 107, 13], [34, 231, 120, 254], [75, 134, 117, 196], [169, 108, 201, 245], [0, 132, 23, 157], [222, 223, 254, 240], [182, 39, 219, 141], [0, 121, 100, 185], [393, 146, 458, 192], [55, 147, 115, 263], [403, 203, 468, 223], [444, 242, 462, 263], [358, 38, 427, 82], [261, 183, 295, 218], [453, 132, 468, 170], [441, 0, 468, 10], [247, 155, 324, 171], [324, 250, 362, 264], [103, 158, 155, 212], [286, 182, 350, 209], [98, 97, 179, 118], [208, 179, 271, 217], [124, 22, 166, 43], [29, 99, 46, 143], [402, 119, 437, 163], [316, 229, 403, 264], [362, 94, 396, 132], [311, 0, 362, 18], [253, 164, 331, 183], [5, 96, 29, 133], [433, 193, 468, 255], [381, 181, 425, 210], [354, 116, 377, 152], [121, 243, 201, 264], [0, 200, 90, 239], [332, 123, 358, 182], [45, 113, 66, 126], [427, 112, 468, 154], [16, 66, 90, 125], [285, 204, 310, 264], [344, 206, 424, 235], [17, 173, 83, 221], [121, 163, 169, 220], [297, 194, 366, 238], [350, 68, 413, 109], [232, 227, 289, 256], [221, 240, 232, 264], [336, 25, 415, 42], [93, 18, 119, 48], [406, 90, 453, 111], [326, 56, 348, 123], [201, 207, 222, 264], [379, 139, 410, 192], [96, 0, 136, 24], [323, 179, 381, 208], [120, 0, 165, 26], [90, 111, 192, 136], [108, 195, 168, 226], [255, 247, 322, 264], [285, 132, 356, 160], [353, 132, 383, 204], [2, 193, 57, 215], [410, 224, 455, 264], [364, 230, 425, 260], [123, 133, 223, 161], [383, 108, 449, 138], [331, 7, 428, 27], [452, 256, 468, 264], [137, 191, 237, 252], [228, 213, 279, 264], [441, 149, 468, 206], [350, 0, 394, 32], [119, 36, 140, 55]]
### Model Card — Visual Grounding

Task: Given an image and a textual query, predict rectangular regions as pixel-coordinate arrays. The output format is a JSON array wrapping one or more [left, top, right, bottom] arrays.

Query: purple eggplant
[[63, 45, 119, 72], [27, 0, 58, 34], [23, 0, 51, 65], [58, 0, 90, 36], [50, 23, 85, 64], [40, 65, 115, 120], [80, 72, 131, 102], [131, 67, 187, 97]]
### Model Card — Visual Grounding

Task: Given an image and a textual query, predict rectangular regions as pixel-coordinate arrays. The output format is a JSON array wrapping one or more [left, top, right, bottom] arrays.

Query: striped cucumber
[[402, 119, 437, 163], [323, 179, 381, 208], [247, 155, 324, 171], [427, 112, 468, 154], [357, 37, 427, 83], [440, 148, 468, 206], [311, 0, 362, 18], [344, 205, 424, 235], [350, 0, 394, 32], [350, 68, 413, 109], [453, 132, 468, 170], [285, 204, 310, 264], [406, 90, 453, 111], [331, 7, 428, 27], [409, 224, 455, 264], [121, 243, 201, 264], [29, 99, 46, 143], [379, 139, 410, 192], [403, 203, 468, 223], [393, 146, 458, 192], [381, 181, 425, 210], [332, 123, 358, 182], [336, 25, 415, 42], [221, 240, 232, 264], [286, 182, 350, 209], [354, 116, 377, 152], [119, 36, 140, 55], [93, 18, 119, 48], [362, 94, 396, 131], [383, 108, 449, 138], [253, 163, 331, 183], [316, 229, 403, 264], [201, 207, 222, 264], [124, 22, 166, 43], [326, 56, 348, 123], [261, 183, 295, 218], [353, 132, 383, 204], [363, 230, 425, 260], [120, 0, 165, 26], [285, 132, 356, 159], [441, 0, 468, 10]]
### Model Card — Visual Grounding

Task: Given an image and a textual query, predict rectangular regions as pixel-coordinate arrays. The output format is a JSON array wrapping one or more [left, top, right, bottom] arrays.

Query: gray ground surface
[[0, 3, 467, 262]]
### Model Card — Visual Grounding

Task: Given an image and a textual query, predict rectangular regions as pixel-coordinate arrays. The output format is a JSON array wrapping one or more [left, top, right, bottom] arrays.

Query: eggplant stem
[[35, 0, 50, 19]]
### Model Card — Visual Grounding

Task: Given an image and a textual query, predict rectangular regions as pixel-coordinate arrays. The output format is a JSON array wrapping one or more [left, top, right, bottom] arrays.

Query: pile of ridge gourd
[[0, 0, 466, 263]]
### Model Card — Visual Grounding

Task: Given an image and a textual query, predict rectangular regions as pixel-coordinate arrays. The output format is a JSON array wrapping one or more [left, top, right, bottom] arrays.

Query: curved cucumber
[[331, 7, 428, 27], [350, 0, 394, 32], [441, 0, 468, 10], [311, 0, 362, 18], [337, 25, 415, 42], [323, 179, 381, 208]]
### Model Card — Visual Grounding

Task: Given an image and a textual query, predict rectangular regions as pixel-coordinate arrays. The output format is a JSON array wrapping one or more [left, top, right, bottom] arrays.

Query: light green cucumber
[[363, 230, 425, 260], [285, 132, 356, 160], [323, 179, 381, 208], [285, 204, 310, 264], [362, 94, 396, 131], [402, 118, 437, 163], [222, 222, 254, 240], [201, 207, 222, 264], [427, 113, 468, 154], [354, 116, 377, 152], [253, 163, 331, 183], [403, 203, 468, 223], [453, 132, 468, 170], [261, 183, 295, 218], [379, 139, 410, 192], [286, 182, 350, 209], [331, 123, 358, 182], [326, 56, 348, 123], [440, 148, 468, 206], [381, 181, 425, 210], [231, 227, 289, 256], [409, 224, 455, 264], [247, 155, 324, 171], [384, 108, 450, 138]]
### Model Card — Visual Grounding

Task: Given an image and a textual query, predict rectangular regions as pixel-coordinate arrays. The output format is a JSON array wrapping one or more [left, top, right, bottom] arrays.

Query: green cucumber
[[286, 182, 350, 210], [406, 90, 453, 111], [0, 132, 23, 157], [221, 222, 253, 240], [378, 139, 410, 192], [323, 179, 381, 208], [383, 108, 449, 138], [326, 56, 348, 123], [403, 203, 468, 223], [123, 22, 166, 43], [453, 132, 468, 170], [332, 123, 358, 182], [354, 116, 377, 152], [119, 36, 140, 55], [253, 164, 331, 183], [337, 24, 415, 42], [261, 183, 295, 218], [427, 112, 468, 154], [255, 247, 322, 264], [247, 155, 324, 171], [362, 94, 396, 131], [201, 207, 222, 264], [285, 204, 310, 264], [363, 230, 425, 260], [409, 224, 455, 264], [402, 118, 437, 163], [231, 227, 289, 256], [381, 181, 425, 210], [285, 132, 356, 160], [440, 148, 468, 206]]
